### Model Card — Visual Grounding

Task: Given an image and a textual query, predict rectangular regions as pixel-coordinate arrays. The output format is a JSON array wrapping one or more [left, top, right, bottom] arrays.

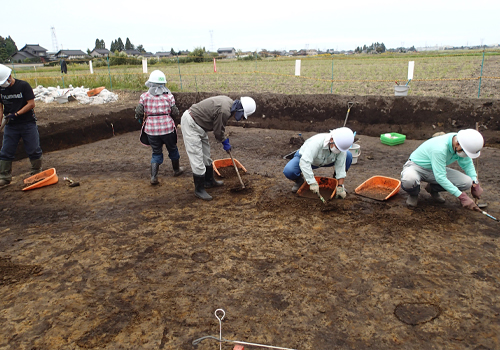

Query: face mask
[[0, 79, 10, 88], [330, 145, 341, 154], [457, 151, 467, 158]]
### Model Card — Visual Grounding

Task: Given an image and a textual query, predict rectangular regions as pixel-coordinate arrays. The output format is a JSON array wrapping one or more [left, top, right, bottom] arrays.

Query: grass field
[[11, 50, 500, 99]]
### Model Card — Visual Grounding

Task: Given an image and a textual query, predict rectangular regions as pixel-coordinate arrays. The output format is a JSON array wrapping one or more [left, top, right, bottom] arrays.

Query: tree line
[[0, 36, 18, 63]]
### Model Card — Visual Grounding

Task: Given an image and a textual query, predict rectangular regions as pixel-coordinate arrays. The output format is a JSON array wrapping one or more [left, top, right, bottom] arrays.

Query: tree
[[125, 37, 134, 50], [136, 44, 145, 53], [117, 38, 124, 51], [94, 39, 106, 50], [189, 47, 206, 62], [170, 48, 176, 55], [5, 36, 17, 57], [110, 40, 116, 52]]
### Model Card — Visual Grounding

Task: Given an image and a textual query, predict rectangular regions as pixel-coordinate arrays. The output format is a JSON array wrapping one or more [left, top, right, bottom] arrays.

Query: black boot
[[0, 160, 12, 187], [151, 163, 160, 185], [194, 174, 212, 200], [30, 158, 42, 175], [205, 164, 223, 188], [291, 176, 304, 193], [171, 159, 184, 177]]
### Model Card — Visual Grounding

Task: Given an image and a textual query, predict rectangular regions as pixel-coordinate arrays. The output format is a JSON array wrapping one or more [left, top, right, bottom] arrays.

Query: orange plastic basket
[[297, 176, 338, 200], [212, 158, 247, 177], [87, 86, 105, 97], [23, 168, 59, 191], [354, 176, 401, 201]]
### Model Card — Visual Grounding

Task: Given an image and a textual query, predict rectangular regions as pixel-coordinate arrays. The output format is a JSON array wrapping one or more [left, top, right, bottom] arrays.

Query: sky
[[4, 0, 499, 54]]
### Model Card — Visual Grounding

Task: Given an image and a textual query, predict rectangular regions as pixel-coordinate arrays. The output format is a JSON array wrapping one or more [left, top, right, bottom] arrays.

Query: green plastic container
[[380, 132, 406, 146]]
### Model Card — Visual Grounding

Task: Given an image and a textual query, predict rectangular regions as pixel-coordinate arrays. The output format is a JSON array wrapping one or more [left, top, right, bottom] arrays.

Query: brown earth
[[1, 93, 499, 350]]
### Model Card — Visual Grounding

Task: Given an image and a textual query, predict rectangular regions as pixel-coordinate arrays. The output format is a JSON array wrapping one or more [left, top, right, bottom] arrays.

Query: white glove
[[309, 183, 320, 194], [335, 185, 346, 199]]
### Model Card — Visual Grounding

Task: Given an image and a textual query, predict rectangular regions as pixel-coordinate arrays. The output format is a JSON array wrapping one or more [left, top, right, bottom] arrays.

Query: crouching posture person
[[180, 95, 256, 200], [401, 129, 484, 210], [283, 127, 354, 198], [136, 70, 184, 185], [0, 64, 43, 187]]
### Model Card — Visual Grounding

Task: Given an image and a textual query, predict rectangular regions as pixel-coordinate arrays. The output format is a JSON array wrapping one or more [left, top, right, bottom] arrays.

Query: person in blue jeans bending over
[[283, 127, 354, 199]]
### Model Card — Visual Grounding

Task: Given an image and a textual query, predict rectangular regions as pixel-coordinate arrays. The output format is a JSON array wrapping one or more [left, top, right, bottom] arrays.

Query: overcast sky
[[4, 0, 499, 53]]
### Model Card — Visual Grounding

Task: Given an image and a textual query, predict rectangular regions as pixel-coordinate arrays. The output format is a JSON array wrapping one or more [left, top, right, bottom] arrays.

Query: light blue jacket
[[299, 133, 347, 185], [409, 133, 477, 197]]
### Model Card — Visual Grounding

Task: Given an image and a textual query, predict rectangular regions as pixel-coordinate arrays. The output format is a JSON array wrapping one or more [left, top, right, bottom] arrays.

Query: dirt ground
[[1, 94, 499, 350]]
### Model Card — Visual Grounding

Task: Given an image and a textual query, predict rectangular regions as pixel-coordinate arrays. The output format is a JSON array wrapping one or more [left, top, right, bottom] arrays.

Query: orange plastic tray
[[213, 158, 247, 177], [87, 86, 105, 97], [355, 176, 401, 201], [297, 176, 338, 200], [23, 168, 59, 191]]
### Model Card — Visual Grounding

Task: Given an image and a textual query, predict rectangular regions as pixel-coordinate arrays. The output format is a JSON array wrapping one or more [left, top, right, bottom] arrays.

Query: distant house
[[55, 50, 87, 59], [306, 49, 318, 56], [10, 44, 48, 62], [156, 52, 172, 58], [217, 47, 236, 58], [122, 49, 141, 56], [90, 48, 110, 57], [142, 52, 155, 58]]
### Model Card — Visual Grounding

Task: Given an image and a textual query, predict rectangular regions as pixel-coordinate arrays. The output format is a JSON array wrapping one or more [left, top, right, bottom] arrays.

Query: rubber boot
[[425, 183, 446, 203], [204, 164, 224, 188], [403, 185, 420, 207], [0, 160, 12, 187], [150, 163, 160, 185], [194, 174, 212, 200], [30, 158, 42, 175], [291, 176, 304, 193], [171, 159, 184, 177]]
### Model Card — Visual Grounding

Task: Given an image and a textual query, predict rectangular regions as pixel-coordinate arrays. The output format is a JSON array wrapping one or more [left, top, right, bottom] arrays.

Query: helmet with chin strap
[[0, 64, 12, 86], [240, 96, 256, 118], [147, 70, 167, 84], [330, 127, 354, 152], [456, 129, 483, 159]]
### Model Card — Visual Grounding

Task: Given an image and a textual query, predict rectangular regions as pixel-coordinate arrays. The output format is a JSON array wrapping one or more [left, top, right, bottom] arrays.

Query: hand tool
[[63, 177, 80, 187], [228, 150, 245, 189], [480, 210, 499, 222], [192, 308, 298, 350], [343, 101, 355, 127]]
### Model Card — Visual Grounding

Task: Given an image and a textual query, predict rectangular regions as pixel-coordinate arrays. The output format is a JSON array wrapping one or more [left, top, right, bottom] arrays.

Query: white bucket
[[349, 143, 361, 164], [394, 85, 409, 96]]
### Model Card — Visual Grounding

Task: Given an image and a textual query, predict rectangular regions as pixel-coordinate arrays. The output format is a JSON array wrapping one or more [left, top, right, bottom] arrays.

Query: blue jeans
[[0, 122, 43, 161], [283, 150, 352, 180], [147, 131, 180, 164]]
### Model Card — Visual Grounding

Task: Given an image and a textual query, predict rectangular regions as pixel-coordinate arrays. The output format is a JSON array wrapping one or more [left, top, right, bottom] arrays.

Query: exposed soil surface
[[1, 94, 499, 350]]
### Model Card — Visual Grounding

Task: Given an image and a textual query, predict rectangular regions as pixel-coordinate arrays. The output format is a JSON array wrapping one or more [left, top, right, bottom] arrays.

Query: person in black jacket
[[0, 64, 43, 187], [60, 59, 67, 74]]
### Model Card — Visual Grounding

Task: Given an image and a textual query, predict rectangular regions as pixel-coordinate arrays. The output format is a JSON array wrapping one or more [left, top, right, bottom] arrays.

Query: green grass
[[12, 49, 500, 99]]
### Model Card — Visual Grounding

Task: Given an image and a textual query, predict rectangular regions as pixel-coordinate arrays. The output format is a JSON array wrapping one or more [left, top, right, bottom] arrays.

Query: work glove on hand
[[471, 183, 483, 199], [458, 192, 480, 211], [5, 113, 16, 119], [309, 183, 320, 194], [335, 185, 347, 199], [222, 138, 232, 153]]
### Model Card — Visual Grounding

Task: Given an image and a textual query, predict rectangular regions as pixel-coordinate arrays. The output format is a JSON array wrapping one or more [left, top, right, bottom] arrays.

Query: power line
[[51, 27, 59, 52]]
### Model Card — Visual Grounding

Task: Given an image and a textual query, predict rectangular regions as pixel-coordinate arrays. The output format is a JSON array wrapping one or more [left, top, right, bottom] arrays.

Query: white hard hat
[[0, 64, 12, 85], [240, 96, 256, 118], [330, 127, 354, 152], [457, 129, 483, 159], [147, 70, 167, 84]]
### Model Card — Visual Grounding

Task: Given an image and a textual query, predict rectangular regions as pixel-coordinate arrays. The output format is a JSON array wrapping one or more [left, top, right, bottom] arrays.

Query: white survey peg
[[295, 60, 301, 76], [142, 59, 148, 73], [408, 61, 415, 80]]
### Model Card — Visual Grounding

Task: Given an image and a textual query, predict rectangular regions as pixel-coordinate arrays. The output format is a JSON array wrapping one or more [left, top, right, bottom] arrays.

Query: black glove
[[134, 104, 144, 124], [5, 113, 16, 119]]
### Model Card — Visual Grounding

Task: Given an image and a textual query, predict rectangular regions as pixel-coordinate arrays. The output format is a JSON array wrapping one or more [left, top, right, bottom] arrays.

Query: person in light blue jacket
[[283, 127, 354, 198], [401, 129, 484, 210]]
